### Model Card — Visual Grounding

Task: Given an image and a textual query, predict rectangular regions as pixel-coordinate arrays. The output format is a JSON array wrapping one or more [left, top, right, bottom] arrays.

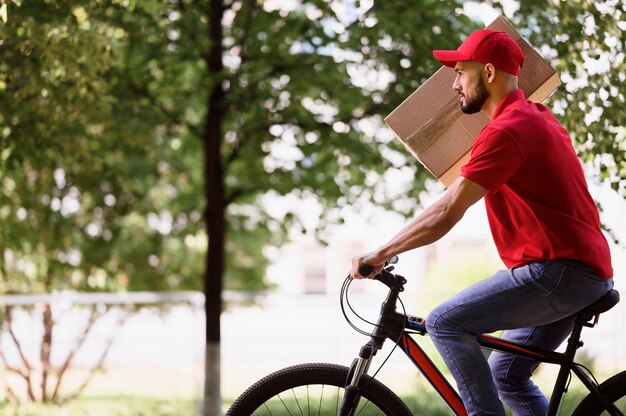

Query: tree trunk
[[40, 303, 53, 402], [204, 0, 226, 415]]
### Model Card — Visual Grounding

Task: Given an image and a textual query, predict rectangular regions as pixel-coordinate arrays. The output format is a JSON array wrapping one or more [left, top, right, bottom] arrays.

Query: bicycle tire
[[225, 362, 413, 416], [571, 370, 626, 415]]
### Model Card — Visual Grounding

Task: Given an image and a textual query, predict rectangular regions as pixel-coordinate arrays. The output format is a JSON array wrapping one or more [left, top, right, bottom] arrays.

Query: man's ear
[[484, 63, 497, 83]]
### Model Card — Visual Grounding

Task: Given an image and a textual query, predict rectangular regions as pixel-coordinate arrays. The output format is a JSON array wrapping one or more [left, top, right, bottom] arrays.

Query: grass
[[0, 364, 202, 416], [0, 384, 622, 415], [0, 396, 197, 416], [222, 385, 626, 415]]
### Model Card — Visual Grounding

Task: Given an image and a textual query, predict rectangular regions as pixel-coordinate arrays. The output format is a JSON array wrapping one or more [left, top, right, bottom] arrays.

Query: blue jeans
[[425, 260, 613, 416]]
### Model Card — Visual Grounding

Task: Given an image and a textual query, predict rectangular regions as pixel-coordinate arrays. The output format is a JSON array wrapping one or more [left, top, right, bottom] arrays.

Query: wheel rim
[[598, 395, 626, 415], [249, 383, 393, 415]]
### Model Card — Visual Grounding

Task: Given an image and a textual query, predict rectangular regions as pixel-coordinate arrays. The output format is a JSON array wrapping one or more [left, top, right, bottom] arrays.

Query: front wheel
[[225, 362, 413, 416], [571, 370, 626, 415]]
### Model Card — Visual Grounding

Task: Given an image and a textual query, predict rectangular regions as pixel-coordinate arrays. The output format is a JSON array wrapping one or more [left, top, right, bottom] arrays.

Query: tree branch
[[62, 309, 130, 403], [224, 188, 243, 206], [51, 307, 102, 402], [0, 347, 28, 381], [5, 307, 35, 401], [222, 53, 381, 171], [0, 362, 20, 405]]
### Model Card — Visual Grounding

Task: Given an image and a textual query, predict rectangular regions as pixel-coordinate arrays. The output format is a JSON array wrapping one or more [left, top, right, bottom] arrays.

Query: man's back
[[461, 89, 613, 277]]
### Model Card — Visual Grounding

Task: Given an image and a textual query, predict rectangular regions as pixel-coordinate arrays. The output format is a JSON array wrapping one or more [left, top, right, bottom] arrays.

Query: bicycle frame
[[343, 269, 622, 416], [398, 319, 620, 416]]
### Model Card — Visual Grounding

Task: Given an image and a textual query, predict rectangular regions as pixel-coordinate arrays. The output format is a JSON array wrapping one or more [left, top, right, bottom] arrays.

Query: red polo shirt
[[460, 89, 613, 278]]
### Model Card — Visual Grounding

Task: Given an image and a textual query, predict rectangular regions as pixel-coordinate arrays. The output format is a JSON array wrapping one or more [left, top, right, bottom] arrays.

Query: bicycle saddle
[[577, 289, 620, 323]]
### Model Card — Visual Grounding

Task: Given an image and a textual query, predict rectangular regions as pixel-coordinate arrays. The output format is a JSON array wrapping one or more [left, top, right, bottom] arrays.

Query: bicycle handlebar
[[358, 256, 399, 277], [359, 264, 374, 276]]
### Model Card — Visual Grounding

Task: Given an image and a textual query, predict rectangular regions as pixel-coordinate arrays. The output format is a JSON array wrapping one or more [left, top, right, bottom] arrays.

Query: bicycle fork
[[338, 340, 382, 416]]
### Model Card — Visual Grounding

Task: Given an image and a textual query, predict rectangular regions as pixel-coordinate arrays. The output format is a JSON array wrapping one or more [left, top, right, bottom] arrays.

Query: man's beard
[[460, 77, 489, 114]]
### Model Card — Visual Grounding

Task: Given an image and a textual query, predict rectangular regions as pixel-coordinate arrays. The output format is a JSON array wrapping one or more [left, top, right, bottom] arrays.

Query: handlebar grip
[[359, 264, 374, 276]]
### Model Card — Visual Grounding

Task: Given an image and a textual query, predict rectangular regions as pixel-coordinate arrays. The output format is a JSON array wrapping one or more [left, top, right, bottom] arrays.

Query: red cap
[[433, 29, 525, 76]]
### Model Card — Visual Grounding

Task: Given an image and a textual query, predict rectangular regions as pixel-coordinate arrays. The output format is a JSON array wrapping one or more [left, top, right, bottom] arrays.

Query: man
[[351, 29, 613, 416]]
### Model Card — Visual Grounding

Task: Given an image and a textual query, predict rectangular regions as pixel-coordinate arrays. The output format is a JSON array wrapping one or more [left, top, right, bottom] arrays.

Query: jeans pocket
[[527, 261, 563, 295], [556, 260, 610, 287]]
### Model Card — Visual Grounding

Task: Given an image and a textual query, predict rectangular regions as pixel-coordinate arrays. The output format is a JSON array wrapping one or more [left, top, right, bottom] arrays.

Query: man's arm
[[351, 176, 488, 278]]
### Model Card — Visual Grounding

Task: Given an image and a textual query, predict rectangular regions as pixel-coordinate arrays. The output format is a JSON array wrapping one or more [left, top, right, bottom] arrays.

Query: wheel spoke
[[356, 398, 370, 416], [253, 385, 391, 416], [277, 393, 295, 416], [317, 384, 324, 416], [291, 388, 305, 416], [261, 402, 273, 416], [226, 364, 411, 416]]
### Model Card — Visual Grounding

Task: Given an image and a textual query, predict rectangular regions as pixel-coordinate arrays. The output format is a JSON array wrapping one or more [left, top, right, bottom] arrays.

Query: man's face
[[453, 61, 490, 114]]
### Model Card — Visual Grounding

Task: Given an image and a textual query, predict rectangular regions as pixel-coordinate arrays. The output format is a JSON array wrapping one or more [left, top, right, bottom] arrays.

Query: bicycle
[[226, 257, 623, 415]]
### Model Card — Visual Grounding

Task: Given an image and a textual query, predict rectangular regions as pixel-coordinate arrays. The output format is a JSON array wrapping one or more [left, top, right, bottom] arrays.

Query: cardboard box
[[384, 16, 561, 186]]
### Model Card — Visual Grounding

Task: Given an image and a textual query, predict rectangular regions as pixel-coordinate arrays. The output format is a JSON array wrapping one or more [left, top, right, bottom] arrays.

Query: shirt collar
[[492, 89, 526, 120]]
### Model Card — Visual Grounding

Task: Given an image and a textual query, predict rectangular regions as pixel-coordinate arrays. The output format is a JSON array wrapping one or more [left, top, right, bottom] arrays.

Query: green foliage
[[1, 0, 624, 294], [0, 396, 195, 416], [207, 0, 475, 286], [0, 1, 204, 294]]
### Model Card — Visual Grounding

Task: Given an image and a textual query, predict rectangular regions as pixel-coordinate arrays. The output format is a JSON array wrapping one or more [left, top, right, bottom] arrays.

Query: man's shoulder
[[488, 100, 552, 136], [477, 119, 518, 144]]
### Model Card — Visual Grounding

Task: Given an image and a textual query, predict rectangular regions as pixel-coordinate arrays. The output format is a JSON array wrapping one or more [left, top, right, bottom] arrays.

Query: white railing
[[0, 290, 204, 307]]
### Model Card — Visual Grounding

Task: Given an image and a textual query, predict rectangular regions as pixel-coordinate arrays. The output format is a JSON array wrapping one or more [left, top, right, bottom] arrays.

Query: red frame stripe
[[403, 334, 468, 416]]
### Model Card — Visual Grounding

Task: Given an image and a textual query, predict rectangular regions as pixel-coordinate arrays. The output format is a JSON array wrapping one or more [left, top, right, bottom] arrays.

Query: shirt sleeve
[[460, 126, 524, 193]]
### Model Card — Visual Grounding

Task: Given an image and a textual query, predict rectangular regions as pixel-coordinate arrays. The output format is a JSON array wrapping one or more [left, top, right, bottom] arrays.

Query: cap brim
[[433, 50, 470, 68]]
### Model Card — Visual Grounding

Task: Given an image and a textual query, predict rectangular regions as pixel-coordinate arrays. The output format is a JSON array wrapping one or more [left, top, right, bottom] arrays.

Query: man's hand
[[351, 250, 387, 279]]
